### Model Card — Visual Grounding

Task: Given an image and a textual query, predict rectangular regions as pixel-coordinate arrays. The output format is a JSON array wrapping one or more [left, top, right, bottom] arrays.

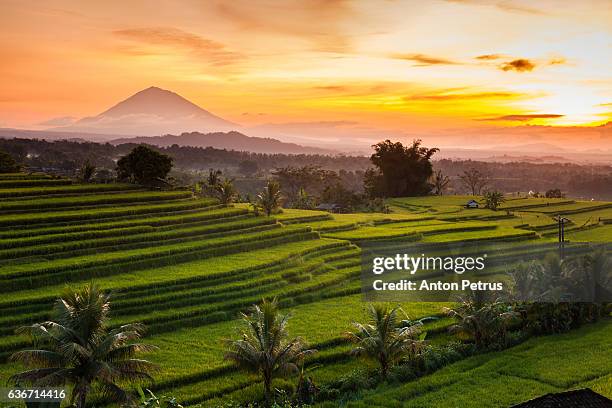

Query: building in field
[[465, 199, 479, 209], [511, 389, 612, 408]]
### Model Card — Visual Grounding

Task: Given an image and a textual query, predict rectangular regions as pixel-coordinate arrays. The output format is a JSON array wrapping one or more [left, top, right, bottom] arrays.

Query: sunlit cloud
[[479, 114, 564, 121], [406, 90, 524, 101], [392, 54, 460, 66], [500, 58, 536, 72], [113, 27, 244, 66], [475, 54, 503, 60]]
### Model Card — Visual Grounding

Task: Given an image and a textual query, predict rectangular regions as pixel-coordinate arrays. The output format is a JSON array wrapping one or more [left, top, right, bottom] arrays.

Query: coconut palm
[[445, 294, 519, 349], [214, 178, 237, 205], [483, 190, 505, 210], [225, 298, 315, 407], [9, 284, 158, 408], [256, 180, 282, 216], [346, 304, 423, 380]]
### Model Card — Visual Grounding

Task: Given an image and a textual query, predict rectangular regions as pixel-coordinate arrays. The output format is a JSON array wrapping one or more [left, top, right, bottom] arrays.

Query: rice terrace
[[2, 1, 612, 407], [0, 169, 609, 407]]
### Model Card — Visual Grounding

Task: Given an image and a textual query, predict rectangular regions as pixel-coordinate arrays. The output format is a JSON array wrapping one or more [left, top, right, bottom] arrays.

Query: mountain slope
[[52, 86, 238, 136], [110, 131, 336, 154]]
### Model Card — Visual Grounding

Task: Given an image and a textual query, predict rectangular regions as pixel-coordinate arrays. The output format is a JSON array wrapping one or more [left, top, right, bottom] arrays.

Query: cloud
[[495, 2, 546, 15], [475, 54, 502, 60], [548, 57, 566, 65], [314, 85, 350, 92], [406, 90, 520, 101], [214, 0, 355, 53], [113, 27, 243, 65], [480, 114, 564, 121], [38, 116, 77, 126], [500, 58, 535, 72], [444, 0, 546, 15], [392, 53, 460, 66]]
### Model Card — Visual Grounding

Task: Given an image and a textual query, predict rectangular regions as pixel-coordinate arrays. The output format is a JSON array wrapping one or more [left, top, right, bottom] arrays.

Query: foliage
[[545, 188, 564, 198], [292, 187, 315, 210], [79, 160, 96, 183], [364, 197, 389, 213], [431, 170, 450, 195], [215, 178, 238, 204], [117, 145, 173, 185], [483, 191, 505, 210], [137, 387, 184, 408], [273, 166, 340, 205], [445, 292, 520, 349], [0, 149, 21, 173], [459, 168, 488, 195], [238, 160, 259, 177], [320, 183, 361, 211], [346, 304, 424, 379], [9, 283, 158, 408], [255, 180, 283, 216], [368, 140, 438, 197], [224, 298, 316, 407]]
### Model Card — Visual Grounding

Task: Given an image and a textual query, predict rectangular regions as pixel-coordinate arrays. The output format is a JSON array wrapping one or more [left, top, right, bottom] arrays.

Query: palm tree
[[225, 298, 315, 407], [483, 191, 505, 210], [256, 180, 283, 216], [346, 304, 423, 380], [79, 160, 96, 183], [214, 178, 237, 205], [445, 293, 519, 349], [9, 284, 158, 408]]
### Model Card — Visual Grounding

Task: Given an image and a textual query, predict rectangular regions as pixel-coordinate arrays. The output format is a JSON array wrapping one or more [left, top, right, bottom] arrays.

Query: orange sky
[[0, 0, 611, 150]]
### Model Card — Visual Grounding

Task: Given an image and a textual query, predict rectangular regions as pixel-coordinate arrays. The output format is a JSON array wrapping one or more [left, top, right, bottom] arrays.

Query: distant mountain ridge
[[52, 86, 238, 136], [109, 131, 336, 154]]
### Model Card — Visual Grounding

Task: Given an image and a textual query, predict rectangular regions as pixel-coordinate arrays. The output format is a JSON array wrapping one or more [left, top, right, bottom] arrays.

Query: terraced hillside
[[0, 175, 610, 407]]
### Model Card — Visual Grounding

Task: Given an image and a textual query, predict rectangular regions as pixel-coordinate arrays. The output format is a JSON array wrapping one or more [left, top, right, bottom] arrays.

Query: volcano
[[53, 86, 238, 136]]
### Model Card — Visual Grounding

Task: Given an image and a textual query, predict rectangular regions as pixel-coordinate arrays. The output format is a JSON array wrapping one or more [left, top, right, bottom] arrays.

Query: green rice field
[[0, 174, 610, 407]]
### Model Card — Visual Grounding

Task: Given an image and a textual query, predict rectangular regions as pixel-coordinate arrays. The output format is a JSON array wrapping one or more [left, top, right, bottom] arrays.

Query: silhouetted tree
[[79, 160, 96, 183], [116, 146, 173, 185], [368, 140, 438, 197], [431, 170, 450, 195], [0, 149, 20, 173], [459, 168, 488, 195], [545, 188, 564, 198]]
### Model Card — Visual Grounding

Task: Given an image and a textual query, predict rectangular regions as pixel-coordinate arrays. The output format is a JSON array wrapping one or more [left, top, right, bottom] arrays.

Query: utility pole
[[555, 215, 570, 259]]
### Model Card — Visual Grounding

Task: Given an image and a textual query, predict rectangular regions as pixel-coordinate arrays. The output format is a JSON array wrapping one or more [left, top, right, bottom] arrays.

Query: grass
[[337, 320, 612, 407], [0, 183, 140, 198]]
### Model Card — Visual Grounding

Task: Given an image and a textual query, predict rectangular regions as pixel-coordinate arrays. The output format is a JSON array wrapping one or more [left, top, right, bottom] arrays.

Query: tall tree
[[0, 149, 20, 173], [273, 166, 339, 204], [214, 178, 237, 205], [431, 170, 450, 195], [459, 168, 488, 195], [346, 304, 423, 379], [255, 180, 283, 216], [9, 284, 157, 408], [483, 190, 505, 210], [116, 145, 173, 185], [79, 160, 96, 183], [225, 299, 315, 406], [369, 140, 438, 197]]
